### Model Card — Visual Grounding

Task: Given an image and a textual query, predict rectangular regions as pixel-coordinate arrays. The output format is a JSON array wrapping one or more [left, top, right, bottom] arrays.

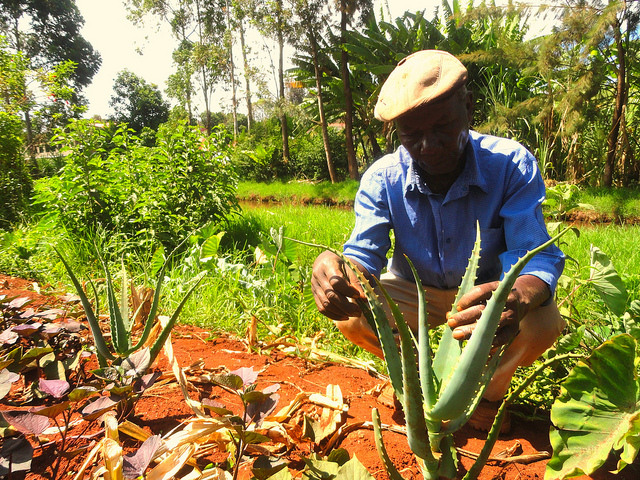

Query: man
[[311, 50, 565, 432]]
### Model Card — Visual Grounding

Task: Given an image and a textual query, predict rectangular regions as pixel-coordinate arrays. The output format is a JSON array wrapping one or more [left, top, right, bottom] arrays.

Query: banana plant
[[53, 244, 204, 371], [345, 224, 572, 480]]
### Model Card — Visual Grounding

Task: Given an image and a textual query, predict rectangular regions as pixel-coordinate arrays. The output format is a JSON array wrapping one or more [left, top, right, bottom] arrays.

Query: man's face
[[396, 90, 473, 176]]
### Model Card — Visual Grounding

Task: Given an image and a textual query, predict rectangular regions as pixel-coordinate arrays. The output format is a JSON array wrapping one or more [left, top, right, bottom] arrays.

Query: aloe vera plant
[[346, 224, 572, 480], [54, 245, 204, 372]]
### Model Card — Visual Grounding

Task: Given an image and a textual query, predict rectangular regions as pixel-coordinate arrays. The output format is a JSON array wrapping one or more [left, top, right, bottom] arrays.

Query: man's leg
[[483, 301, 566, 401]]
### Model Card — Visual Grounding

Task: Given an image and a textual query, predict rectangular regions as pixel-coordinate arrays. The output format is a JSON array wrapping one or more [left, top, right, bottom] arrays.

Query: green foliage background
[[31, 120, 239, 250]]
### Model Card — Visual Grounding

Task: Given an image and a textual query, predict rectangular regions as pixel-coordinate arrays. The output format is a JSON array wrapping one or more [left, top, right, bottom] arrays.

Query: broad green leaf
[[546, 334, 640, 479], [252, 456, 288, 480], [265, 467, 292, 480], [0, 436, 33, 475], [301, 456, 339, 479], [589, 245, 628, 316], [201, 232, 224, 259], [149, 246, 165, 278], [336, 456, 375, 479]]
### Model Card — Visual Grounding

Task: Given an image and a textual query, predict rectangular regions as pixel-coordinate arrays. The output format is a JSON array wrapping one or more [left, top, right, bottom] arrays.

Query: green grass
[[237, 180, 360, 206], [2, 187, 639, 388], [577, 187, 640, 219]]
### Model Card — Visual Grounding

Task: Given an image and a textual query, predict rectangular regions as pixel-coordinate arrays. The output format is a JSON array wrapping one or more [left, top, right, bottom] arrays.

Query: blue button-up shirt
[[343, 130, 565, 294]]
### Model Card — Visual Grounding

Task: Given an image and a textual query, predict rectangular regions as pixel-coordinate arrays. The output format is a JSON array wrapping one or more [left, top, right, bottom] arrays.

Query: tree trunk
[[340, 0, 359, 180], [195, 0, 212, 135], [603, 13, 627, 187], [225, 0, 239, 141], [277, 0, 290, 165], [309, 30, 337, 183], [368, 130, 382, 160], [238, 20, 253, 134]]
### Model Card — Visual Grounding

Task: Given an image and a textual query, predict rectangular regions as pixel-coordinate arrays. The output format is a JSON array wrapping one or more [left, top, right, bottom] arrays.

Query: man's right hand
[[311, 250, 366, 320]]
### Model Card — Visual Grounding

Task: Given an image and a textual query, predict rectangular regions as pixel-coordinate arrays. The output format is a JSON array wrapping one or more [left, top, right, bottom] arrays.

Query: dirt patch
[[1, 274, 637, 479]]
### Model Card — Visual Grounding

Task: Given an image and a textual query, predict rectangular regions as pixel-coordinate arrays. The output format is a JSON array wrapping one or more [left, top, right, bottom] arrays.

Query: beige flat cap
[[374, 50, 468, 122]]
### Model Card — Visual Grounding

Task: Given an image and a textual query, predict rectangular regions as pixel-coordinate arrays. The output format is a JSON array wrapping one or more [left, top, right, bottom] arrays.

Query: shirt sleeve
[[498, 148, 565, 296], [342, 166, 393, 278]]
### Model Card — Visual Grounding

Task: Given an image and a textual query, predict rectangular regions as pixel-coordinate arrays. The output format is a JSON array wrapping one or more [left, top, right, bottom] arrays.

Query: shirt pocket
[[478, 227, 505, 283]]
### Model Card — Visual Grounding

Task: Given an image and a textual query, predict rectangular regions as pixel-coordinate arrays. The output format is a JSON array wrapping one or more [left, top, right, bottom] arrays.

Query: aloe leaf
[[377, 281, 431, 462], [430, 228, 571, 422], [101, 254, 128, 355], [432, 222, 481, 395], [147, 272, 206, 364], [404, 257, 436, 409], [120, 261, 131, 334], [438, 344, 506, 436], [344, 259, 404, 404], [53, 247, 115, 363], [128, 234, 192, 353], [371, 408, 407, 480], [546, 334, 640, 479]]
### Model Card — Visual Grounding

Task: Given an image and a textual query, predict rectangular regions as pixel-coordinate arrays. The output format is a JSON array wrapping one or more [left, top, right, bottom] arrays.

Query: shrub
[[290, 128, 348, 181], [0, 112, 32, 230], [231, 121, 288, 181], [32, 120, 239, 251]]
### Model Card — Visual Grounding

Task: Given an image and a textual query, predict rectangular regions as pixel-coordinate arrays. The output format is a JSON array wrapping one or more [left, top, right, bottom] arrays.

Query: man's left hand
[[446, 275, 551, 345]]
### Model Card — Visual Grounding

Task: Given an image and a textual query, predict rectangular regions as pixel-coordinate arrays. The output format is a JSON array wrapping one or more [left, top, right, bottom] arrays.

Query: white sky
[[75, 1, 547, 119]]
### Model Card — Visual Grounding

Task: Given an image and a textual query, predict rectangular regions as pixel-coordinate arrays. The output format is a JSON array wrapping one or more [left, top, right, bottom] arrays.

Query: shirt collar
[[403, 130, 489, 198]]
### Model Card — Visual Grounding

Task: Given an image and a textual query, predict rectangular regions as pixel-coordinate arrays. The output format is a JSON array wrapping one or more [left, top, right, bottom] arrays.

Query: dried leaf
[[0, 436, 33, 475], [39, 378, 70, 398], [1, 410, 50, 435], [122, 435, 161, 479], [0, 368, 19, 400], [103, 438, 124, 480], [82, 395, 118, 421], [146, 443, 196, 480], [231, 366, 259, 386]]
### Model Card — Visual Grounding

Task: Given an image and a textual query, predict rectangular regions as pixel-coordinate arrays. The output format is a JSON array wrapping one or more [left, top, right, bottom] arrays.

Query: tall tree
[[602, 0, 638, 186], [227, 0, 256, 134], [249, 0, 295, 164], [291, 0, 337, 181], [126, 0, 229, 134], [109, 70, 170, 133], [0, 0, 100, 151]]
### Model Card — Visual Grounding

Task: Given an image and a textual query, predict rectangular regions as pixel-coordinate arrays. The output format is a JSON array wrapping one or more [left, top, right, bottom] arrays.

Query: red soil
[[1, 274, 636, 479]]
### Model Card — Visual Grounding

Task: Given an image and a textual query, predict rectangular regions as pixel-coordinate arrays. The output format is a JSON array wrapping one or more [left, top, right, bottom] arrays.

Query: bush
[[32, 120, 239, 250], [231, 118, 288, 181], [290, 128, 348, 180], [0, 112, 32, 230]]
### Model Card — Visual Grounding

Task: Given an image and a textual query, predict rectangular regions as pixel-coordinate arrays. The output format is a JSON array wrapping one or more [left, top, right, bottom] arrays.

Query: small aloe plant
[[343, 223, 571, 480], [53, 244, 204, 372]]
